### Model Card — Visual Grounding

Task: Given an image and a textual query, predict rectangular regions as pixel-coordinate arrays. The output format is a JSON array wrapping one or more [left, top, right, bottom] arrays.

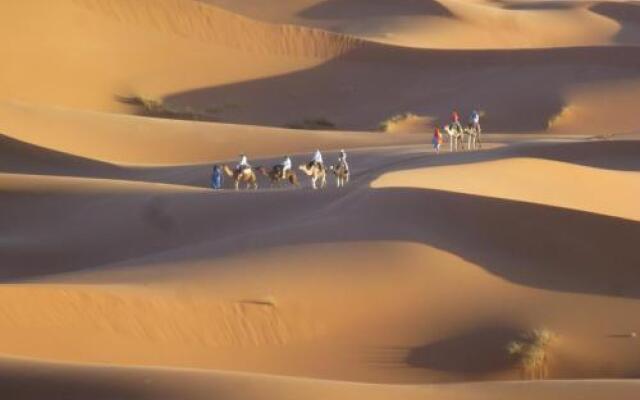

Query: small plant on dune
[[507, 328, 555, 380], [378, 112, 419, 132], [286, 117, 336, 130], [120, 95, 216, 121]]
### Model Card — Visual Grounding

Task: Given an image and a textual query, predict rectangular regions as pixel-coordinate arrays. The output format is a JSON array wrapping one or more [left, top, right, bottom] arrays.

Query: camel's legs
[[234, 181, 239, 190]]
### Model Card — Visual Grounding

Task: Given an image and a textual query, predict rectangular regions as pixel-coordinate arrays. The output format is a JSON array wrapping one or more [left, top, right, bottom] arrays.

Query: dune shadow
[[366, 324, 521, 377], [590, 2, 640, 45], [0, 361, 220, 400], [0, 134, 122, 177], [590, 2, 640, 23], [19, 181, 639, 299], [405, 325, 520, 375], [0, 133, 223, 188], [298, 0, 453, 19], [411, 139, 640, 172], [0, 367, 160, 400], [165, 45, 640, 133], [269, 188, 640, 299], [495, 0, 578, 10]]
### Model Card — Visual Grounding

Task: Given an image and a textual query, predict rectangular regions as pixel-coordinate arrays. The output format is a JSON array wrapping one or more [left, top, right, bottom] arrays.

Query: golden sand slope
[[372, 155, 640, 221], [0, 0, 359, 112], [0, 103, 423, 164]]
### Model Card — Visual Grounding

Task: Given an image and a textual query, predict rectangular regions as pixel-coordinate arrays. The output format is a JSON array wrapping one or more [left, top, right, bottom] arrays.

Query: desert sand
[[0, 0, 639, 399]]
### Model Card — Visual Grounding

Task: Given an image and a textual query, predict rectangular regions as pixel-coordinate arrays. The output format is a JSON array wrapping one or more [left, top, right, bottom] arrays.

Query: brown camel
[[257, 166, 299, 188], [223, 164, 258, 190], [298, 162, 327, 190]]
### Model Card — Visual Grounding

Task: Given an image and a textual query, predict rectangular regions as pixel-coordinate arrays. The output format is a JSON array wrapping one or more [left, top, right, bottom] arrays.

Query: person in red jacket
[[433, 127, 444, 153]]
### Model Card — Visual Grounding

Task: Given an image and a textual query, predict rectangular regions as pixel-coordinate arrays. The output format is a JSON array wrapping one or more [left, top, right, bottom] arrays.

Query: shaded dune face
[[2, 358, 639, 400], [165, 45, 640, 132], [589, 1, 640, 44], [493, 1, 579, 11], [590, 1, 640, 23], [297, 0, 454, 19], [5, 182, 639, 294]]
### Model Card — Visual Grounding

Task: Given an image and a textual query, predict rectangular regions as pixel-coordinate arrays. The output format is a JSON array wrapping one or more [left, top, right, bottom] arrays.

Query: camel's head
[[222, 164, 234, 177], [298, 164, 312, 175]]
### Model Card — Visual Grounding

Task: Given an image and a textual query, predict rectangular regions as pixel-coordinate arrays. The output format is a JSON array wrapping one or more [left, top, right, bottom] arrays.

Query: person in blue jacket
[[211, 164, 223, 190]]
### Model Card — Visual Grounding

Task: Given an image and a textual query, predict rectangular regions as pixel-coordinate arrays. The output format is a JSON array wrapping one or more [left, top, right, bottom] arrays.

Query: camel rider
[[236, 154, 251, 173], [469, 110, 481, 133], [338, 149, 349, 172], [312, 149, 324, 169], [280, 155, 292, 178], [451, 110, 462, 132]]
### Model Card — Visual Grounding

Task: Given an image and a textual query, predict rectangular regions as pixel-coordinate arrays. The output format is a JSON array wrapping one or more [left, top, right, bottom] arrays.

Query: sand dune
[[2, 357, 640, 400], [372, 156, 640, 221], [1, 0, 639, 398], [3, 0, 640, 135], [0, 0, 357, 113], [0, 103, 423, 164], [1, 139, 639, 387], [204, 0, 638, 49]]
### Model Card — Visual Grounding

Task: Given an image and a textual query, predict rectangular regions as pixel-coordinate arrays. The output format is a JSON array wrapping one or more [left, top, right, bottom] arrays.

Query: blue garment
[[211, 166, 222, 189]]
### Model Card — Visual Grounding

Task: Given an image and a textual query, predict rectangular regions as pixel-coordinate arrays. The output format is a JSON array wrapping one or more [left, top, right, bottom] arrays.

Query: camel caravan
[[212, 110, 483, 190], [215, 149, 350, 191]]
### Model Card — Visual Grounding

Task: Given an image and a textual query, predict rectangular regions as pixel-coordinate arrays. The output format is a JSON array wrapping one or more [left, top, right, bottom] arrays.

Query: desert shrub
[[507, 328, 555, 380], [379, 112, 420, 132], [120, 95, 217, 121], [286, 118, 336, 130]]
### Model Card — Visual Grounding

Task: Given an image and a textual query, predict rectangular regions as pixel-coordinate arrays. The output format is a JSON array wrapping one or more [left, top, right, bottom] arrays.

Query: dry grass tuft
[[379, 112, 419, 132], [507, 328, 556, 379], [378, 112, 436, 133], [118, 95, 220, 121], [286, 118, 336, 130]]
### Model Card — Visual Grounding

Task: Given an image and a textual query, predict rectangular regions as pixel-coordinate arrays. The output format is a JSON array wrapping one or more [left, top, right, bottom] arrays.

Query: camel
[[463, 124, 482, 150], [257, 165, 299, 188], [443, 123, 463, 152], [298, 162, 327, 190], [329, 160, 349, 188], [223, 164, 258, 190]]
